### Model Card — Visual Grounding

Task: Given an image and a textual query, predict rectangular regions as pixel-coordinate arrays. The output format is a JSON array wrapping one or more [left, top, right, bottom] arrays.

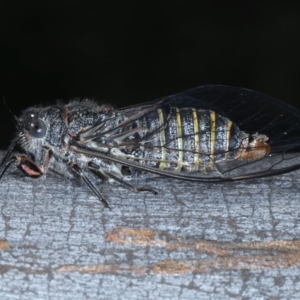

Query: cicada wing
[[75, 85, 300, 181], [116, 84, 300, 149]]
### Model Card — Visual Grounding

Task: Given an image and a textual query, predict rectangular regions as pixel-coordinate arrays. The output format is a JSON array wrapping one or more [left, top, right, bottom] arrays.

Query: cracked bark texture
[[1, 151, 300, 299]]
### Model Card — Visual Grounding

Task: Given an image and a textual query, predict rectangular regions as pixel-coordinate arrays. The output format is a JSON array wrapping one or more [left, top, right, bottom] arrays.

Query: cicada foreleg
[[16, 155, 46, 177], [87, 161, 158, 195], [0, 154, 47, 180], [0, 156, 17, 180]]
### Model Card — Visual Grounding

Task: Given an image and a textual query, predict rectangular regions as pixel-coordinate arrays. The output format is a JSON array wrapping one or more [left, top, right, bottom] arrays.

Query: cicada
[[1, 85, 300, 208]]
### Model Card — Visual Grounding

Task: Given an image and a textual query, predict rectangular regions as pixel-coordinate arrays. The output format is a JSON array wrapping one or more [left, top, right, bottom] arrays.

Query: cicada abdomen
[[109, 106, 271, 178]]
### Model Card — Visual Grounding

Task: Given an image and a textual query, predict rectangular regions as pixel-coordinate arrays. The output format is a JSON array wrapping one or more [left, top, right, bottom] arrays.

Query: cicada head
[[13, 100, 115, 175], [17, 105, 65, 160]]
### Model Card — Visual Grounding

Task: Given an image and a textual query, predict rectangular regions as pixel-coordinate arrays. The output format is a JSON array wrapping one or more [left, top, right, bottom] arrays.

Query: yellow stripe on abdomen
[[157, 108, 167, 170], [175, 108, 183, 171], [225, 120, 233, 159], [210, 111, 216, 168], [192, 108, 200, 169]]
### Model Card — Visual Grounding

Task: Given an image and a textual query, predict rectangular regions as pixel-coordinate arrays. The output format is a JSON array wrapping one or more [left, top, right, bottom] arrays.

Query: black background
[[1, 1, 300, 149]]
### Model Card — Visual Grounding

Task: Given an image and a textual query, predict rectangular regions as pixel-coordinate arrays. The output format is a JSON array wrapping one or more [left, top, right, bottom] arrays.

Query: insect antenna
[[0, 136, 19, 177], [3, 97, 19, 125], [0, 137, 19, 165], [0, 99, 22, 178]]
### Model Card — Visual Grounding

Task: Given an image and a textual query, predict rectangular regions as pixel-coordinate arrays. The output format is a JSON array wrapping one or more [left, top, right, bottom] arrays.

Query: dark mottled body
[[1, 85, 300, 207]]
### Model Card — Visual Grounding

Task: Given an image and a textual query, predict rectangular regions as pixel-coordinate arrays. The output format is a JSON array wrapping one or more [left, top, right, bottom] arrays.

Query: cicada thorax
[[117, 107, 271, 174]]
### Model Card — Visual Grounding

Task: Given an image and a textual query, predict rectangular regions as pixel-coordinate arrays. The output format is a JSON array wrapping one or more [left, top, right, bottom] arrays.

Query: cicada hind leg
[[87, 161, 158, 195]]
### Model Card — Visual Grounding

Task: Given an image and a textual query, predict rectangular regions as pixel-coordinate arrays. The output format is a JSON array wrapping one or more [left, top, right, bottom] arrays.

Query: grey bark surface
[[0, 151, 300, 299]]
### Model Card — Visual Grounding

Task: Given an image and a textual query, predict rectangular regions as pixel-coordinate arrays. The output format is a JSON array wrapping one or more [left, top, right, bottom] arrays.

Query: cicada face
[[16, 106, 65, 173], [1, 85, 300, 208]]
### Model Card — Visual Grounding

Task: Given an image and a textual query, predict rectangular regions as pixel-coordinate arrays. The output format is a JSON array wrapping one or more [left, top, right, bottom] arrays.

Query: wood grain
[[1, 151, 300, 299]]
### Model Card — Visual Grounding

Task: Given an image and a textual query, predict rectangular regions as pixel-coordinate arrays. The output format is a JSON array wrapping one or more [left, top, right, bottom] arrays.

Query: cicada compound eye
[[26, 119, 47, 138]]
